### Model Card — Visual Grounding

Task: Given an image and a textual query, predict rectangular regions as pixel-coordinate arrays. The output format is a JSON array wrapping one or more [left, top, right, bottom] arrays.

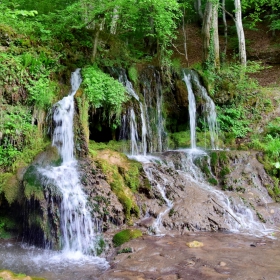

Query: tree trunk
[[194, 0, 203, 22], [222, 0, 227, 60], [182, 7, 189, 67], [202, 0, 220, 69], [110, 7, 119, 34], [234, 0, 246, 66], [92, 18, 105, 62]]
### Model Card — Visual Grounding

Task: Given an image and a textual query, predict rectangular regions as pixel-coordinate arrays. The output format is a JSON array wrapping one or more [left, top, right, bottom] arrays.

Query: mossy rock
[[23, 165, 44, 200], [0, 173, 20, 204], [112, 229, 142, 247], [0, 270, 46, 280], [89, 148, 141, 220]]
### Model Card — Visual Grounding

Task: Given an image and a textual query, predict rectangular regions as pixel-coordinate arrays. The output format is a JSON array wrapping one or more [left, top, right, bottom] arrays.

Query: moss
[[11, 136, 50, 173], [76, 93, 90, 143], [96, 237, 106, 256], [208, 177, 218, 185], [220, 166, 231, 177], [112, 229, 142, 247], [219, 151, 229, 164], [88, 140, 127, 152], [128, 66, 138, 84], [256, 212, 266, 223], [117, 247, 132, 254], [168, 131, 190, 149], [90, 149, 140, 220], [23, 165, 44, 200], [0, 173, 21, 204], [169, 208, 175, 217], [0, 270, 46, 280], [210, 152, 218, 166]]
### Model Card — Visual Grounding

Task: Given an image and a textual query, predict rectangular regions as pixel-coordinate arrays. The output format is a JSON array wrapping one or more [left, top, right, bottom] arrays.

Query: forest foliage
[[0, 0, 280, 197]]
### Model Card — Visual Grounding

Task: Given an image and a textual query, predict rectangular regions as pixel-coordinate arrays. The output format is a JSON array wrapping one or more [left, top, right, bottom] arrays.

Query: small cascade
[[191, 71, 219, 150], [165, 149, 273, 235], [182, 69, 219, 150], [141, 69, 166, 153], [129, 108, 139, 155], [182, 72, 197, 149], [144, 164, 173, 235], [118, 69, 166, 155], [39, 69, 101, 255]]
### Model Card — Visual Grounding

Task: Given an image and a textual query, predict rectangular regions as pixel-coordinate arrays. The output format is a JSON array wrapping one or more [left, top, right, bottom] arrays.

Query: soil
[[172, 22, 280, 87]]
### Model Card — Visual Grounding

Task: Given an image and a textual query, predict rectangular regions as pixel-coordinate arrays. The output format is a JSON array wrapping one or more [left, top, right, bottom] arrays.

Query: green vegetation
[[0, 0, 280, 241], [112, 229, 142, 247], [0, 270, 46, 280], [117, 247, 133, 254], [82, 66, 128, 122], [89, 146, 141, 220]]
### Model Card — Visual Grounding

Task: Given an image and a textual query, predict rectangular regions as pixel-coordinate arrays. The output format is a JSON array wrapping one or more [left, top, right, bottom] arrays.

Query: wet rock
[[186, 241, 204, 248]]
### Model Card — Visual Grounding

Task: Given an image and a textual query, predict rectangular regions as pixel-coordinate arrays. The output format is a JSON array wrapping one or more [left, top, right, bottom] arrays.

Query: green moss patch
[[113, 229, 142, 247], [0, 270, 46, 280], [0, 173, 20, 204], [23, 165, 44, 200], [89, 147, 141, 220]]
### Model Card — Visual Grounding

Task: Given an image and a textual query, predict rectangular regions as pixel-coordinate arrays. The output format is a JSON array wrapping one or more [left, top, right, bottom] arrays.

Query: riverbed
[[1, 230, 280, 279]]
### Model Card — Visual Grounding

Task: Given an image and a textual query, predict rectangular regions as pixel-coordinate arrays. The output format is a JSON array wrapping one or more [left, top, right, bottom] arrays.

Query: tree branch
[[219, 4, 236, 22]]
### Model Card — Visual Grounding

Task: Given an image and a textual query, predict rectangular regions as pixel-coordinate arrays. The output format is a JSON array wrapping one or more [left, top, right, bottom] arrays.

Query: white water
[[145, 166, 173, 235], [130, 108, 139, 155], [118, 71, 149, 155], [118, 71, 165, 156], [40, 69, 104, 256], [191, 71, 219, 149], [182, 69, 219, 150], [182, 72, 197, 149]]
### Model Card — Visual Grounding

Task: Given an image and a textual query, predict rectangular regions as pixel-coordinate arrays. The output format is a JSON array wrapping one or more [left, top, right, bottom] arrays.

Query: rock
[[186, 259, 196, 266], [186, 241, 204, 248], [219, 261, 227, 267]]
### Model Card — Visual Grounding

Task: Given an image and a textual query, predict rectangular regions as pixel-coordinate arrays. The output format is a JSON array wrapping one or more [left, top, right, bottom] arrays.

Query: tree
[[202, 0, 220, 70], [234, 0, 246, 66]]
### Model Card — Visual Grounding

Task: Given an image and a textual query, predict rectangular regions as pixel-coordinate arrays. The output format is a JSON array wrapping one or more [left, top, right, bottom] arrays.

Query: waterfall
[[182, 69, 219, 150], [118, 68, 165, 156], [182, 72, 197, 149], [191, 71, 219, 150], [39, 69, 101, 255], [144, 165, 173, 235], [136, 150, 273, 237], [142, 70, 166, 153], [130, 108, 139, 155]]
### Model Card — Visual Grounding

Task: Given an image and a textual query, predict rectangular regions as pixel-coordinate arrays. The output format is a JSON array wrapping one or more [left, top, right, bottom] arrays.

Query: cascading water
[[39, 69, 101, 256], [182, 72, 197, 149], [182, 69, 219, 150], [142, 69, 166, 153], [118, 70, 151, 156], [129, 108, 139, 155], [169, 149, 275, 235], [191, 71, 219, 150], [144, 164, 173, 235]]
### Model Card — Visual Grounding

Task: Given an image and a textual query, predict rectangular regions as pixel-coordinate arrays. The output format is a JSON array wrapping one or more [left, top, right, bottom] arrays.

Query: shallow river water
[[1, 231, 280, 280]]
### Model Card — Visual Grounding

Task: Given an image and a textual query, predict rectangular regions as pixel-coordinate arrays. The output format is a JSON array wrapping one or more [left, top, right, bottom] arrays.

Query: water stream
[[182, 69, 219, 150], [182, 71, 197, 149], [40, 69, 102, 255], [0, 69, 108, 279], [118, 69, 165, 155]]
